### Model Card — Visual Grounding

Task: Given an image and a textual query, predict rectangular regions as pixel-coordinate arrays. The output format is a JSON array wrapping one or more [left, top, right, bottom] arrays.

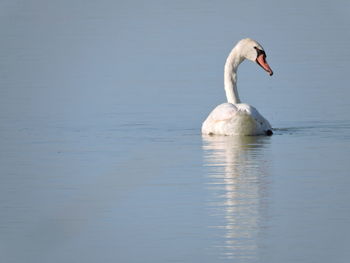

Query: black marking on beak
[[254, 46, 266, 58]]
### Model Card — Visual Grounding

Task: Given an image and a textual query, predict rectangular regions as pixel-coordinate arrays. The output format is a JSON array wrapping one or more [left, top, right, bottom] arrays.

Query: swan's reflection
[[202, 135, 271, 261]]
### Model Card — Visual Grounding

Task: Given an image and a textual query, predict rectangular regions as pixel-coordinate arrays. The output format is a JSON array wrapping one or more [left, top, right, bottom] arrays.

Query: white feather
[[201, 38, 273, 136]]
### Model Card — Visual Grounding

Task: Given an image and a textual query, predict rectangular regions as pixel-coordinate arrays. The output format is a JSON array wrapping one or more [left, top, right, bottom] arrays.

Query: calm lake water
[[1, 1, 350, 262]]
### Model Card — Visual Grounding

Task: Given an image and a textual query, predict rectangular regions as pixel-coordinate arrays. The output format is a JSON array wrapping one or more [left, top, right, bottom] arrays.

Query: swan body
[[201, 38, 274, 136], [202, 103, 272, 136]]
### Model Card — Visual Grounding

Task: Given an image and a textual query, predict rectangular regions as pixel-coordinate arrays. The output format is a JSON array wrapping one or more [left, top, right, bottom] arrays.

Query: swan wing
[[207, 103, 238, 122], [202, 103, 271, 135], [201, 103, 238, 135]]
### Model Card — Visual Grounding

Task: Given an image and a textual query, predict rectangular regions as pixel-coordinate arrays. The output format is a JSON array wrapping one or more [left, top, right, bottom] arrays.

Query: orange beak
[[256, 54, 273, 76]]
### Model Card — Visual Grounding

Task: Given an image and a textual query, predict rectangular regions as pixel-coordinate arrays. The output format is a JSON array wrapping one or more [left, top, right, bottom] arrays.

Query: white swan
[[201, 38, 274, 136]]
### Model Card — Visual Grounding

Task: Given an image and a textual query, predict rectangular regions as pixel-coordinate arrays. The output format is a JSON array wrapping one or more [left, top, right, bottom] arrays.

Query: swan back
[[201, 103, 272, 136]]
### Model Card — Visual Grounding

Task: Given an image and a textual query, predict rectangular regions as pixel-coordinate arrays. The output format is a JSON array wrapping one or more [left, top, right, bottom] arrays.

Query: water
[[1, 1, 350, 262]]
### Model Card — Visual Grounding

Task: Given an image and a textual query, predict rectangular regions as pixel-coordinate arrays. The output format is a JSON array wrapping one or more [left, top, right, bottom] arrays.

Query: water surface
[[1, 1, 350, 262]]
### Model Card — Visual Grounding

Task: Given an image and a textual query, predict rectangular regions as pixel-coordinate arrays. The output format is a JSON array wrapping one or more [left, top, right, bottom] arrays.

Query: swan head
[[236, 38, 273, 76]]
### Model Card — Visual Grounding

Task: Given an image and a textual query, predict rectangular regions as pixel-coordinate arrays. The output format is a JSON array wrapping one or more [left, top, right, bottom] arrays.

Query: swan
[[201, 38, 274, 136]]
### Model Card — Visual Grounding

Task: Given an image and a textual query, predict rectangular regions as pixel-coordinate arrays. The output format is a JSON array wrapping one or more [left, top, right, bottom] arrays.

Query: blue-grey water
[[1, 1, 350, 262]]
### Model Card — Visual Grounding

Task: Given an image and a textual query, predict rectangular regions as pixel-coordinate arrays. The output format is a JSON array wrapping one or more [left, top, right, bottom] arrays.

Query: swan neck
[[224, 47, 243, 104]]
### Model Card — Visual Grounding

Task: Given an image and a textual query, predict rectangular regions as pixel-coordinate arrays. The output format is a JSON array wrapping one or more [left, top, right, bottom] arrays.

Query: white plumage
[[201, 38, 274, 136]]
